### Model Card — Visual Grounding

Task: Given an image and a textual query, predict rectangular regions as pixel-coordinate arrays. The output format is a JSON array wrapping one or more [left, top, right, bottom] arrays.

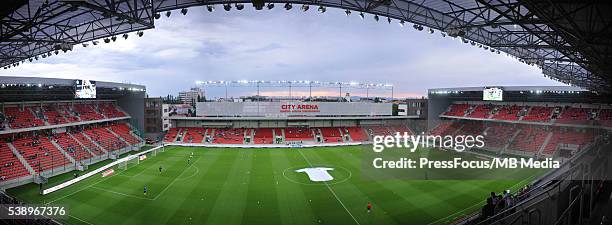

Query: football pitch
[[8, 146, 538, 225]]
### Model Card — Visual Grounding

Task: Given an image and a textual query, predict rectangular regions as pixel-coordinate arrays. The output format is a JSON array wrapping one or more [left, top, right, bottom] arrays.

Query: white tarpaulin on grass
[[295, 167, 334, 182]]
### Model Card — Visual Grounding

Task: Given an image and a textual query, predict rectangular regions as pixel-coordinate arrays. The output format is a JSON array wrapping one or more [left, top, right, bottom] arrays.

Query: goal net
[[117, 155, 140, 170]]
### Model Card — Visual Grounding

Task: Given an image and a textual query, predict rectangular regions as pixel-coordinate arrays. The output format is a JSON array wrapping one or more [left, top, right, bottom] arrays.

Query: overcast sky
[[0, 6, 563, 98]]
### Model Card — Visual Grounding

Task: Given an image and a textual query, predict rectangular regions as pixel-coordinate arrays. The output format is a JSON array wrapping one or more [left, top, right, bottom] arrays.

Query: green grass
[[8, 146, 539, 225]]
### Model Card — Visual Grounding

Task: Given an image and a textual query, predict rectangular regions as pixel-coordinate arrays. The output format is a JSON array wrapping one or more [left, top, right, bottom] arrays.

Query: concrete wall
[[118, 92, 145, 132], [427, 95, 453, 131]]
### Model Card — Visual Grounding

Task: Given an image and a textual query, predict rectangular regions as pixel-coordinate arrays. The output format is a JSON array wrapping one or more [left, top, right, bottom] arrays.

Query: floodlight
[[318, 6, 325, 13], [235, 3, 244, 10]]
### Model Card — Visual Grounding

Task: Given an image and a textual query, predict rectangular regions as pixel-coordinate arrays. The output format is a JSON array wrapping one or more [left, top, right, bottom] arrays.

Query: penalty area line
[[296, 149, 361, 225], [69, 214, 94, 225]]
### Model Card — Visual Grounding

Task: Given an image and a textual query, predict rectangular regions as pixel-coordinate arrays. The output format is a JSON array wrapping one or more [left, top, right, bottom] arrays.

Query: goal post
[[152, 144, 165, 156], [117, 154, 139, 170]]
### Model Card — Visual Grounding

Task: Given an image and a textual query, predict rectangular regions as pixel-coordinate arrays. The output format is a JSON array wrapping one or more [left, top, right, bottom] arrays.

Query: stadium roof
[[1, 0, 611, 92], [428, 85, 586, 93], [0, 75, 145, 90]]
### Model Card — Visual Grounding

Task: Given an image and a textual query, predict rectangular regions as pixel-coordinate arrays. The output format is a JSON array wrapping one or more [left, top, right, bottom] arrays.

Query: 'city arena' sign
[[280, 104, 320, 113]]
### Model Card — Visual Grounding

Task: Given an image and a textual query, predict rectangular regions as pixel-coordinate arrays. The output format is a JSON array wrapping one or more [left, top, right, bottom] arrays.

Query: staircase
[[82, 133, 108, 154], [68, 133, 95, 156], [50, 141, 76, 164], [536, 132, 554, 157], [106, 128, 130, 145], [501, 129, 522, 155]]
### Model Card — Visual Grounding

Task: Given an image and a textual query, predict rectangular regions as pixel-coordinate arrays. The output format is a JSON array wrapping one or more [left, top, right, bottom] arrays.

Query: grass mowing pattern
[[7, 146, 537, 225]]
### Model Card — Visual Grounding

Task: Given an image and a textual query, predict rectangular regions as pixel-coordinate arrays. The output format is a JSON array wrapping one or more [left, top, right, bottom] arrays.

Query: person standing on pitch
[[143, 184, 148, 196], [367, 202, 372, 213]]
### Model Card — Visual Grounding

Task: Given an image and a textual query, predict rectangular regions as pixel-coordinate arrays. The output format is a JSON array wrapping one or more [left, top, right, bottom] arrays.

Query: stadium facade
[[165, 101, 416, 146]]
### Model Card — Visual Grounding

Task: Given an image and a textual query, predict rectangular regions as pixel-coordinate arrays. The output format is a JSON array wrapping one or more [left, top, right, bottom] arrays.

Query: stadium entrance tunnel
[[283, 165, 352, 185]]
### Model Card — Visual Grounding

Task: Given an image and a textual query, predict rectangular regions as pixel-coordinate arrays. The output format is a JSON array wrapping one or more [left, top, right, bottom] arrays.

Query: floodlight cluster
[[194, 80, 393, 89]]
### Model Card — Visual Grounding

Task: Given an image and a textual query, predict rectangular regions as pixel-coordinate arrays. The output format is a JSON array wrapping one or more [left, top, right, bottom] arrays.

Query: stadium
[[1, 1, 612, 225]]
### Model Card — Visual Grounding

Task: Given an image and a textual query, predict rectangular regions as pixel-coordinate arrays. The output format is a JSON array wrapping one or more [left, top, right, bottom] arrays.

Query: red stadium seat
[[52, 133, 93, 161], [13, 137, 71, 172], [253, 128, 275, 144], [284, 128, 315, 141], [444, 104, 470, 117], [345, 127, 368, 141], [183, 128, 206, 143], [0, 142, 31, 182], [212, 128, 245, 144], [319, 127, 343, 143], [522, 106, 553, 122]]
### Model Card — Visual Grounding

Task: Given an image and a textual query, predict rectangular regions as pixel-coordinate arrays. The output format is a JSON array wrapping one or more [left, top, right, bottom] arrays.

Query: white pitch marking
[[297, 149, 361, 225]]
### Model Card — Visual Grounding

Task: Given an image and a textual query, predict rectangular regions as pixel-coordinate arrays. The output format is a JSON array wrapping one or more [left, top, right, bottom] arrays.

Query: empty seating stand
[[319, 127, 343, 143], [4, 106, 44, 129], [542, 129, 595, 155], [73, 104, 104, 121], [212, 128, 245, 144], [98, 103, 126, 118], [556, 107, 591, 124], [164, 128, 180, 142], [492, 105, 522, 121], [13, 137, 70, 173], [0, 142, 30, 182], [73, 132, 105, 155], [52, 133, 92, 161], [345, 127, 368, 141], [183, 128, 206, 143], [41, 106, 67, 125], [522, 106, 553, 122], [253, 128, 275, 144], [109, 124, 141, 145], [366, 126, 392, 137], [599, 109, 612, 127], [444, 104, 470, 117], [467, 105, 493, 118], [483, 124, 517, 149], [508, 126, 548, 153], [84, 126, 126, 152], [284, 128, 314, 141], [430, 121, 462, 136]]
